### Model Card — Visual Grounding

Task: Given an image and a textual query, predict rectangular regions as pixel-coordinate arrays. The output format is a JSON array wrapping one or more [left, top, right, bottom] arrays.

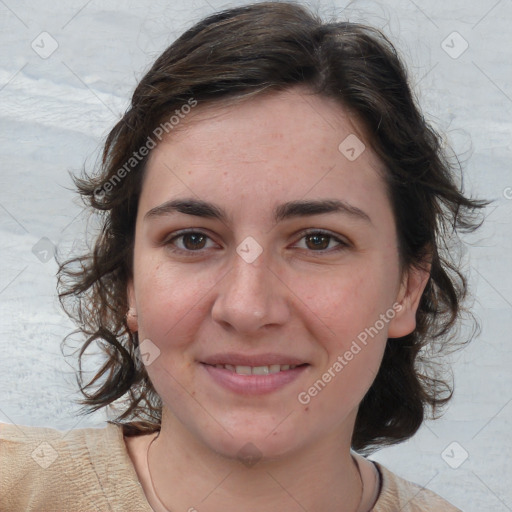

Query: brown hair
[[58, 1, 488, 454]]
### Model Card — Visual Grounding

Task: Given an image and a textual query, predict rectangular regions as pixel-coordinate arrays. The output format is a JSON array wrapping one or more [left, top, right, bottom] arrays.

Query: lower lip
[[200, 363, 309, 395]]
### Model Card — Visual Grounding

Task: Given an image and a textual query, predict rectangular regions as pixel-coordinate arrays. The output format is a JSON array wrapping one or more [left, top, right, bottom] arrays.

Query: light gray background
[[1, 0, 511, 510]]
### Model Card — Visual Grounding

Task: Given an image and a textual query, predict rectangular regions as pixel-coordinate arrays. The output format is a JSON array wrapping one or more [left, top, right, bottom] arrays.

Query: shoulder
[[372, 461, 463, 512], [0, 421, 151, 512]]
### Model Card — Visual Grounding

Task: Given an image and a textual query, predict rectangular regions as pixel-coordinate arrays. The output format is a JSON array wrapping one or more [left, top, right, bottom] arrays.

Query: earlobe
[[387, 262, 431, 339], [126, 307, 138, 332], [126, 280, 139, 332]]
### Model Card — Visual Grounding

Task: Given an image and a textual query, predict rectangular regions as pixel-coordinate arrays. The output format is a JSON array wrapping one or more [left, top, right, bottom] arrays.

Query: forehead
[[141, 88, 390, 221], [152, 89, 373, 162]]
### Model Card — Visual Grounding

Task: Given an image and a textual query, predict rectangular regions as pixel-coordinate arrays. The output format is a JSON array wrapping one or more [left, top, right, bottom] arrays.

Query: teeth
[[252, 366, 270, 375], [235, 365, 252, 375], [213, 364, 299, 374]]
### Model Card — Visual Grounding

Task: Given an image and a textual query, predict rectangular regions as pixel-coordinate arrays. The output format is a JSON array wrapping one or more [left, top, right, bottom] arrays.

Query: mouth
[[202, 363, 308, 375], [199, 357, 310, 395]]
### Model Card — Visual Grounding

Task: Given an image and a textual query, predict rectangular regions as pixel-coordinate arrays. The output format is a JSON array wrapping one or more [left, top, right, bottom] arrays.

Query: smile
[[207, 363, 304, 375], [200, 362, 309, 395]]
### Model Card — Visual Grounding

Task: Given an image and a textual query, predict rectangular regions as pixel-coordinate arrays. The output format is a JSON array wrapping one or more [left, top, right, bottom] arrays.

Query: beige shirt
[[0, 422, 462, 511]]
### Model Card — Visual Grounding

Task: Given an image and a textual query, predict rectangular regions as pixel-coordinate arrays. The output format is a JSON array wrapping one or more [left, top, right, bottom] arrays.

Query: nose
[[211, 250, 291, 335]]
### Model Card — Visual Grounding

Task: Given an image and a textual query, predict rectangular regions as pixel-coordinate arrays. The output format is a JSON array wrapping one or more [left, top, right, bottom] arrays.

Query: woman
[[0, 2, 487, 510]]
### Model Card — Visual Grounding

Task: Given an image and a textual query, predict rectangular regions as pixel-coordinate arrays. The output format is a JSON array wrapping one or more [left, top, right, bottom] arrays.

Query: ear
[[387, 261, 431, 339], [126, 279, 138, 332]]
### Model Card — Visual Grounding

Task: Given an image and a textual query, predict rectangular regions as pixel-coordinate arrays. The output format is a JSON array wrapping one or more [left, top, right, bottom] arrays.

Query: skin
[[125, 87, 430, 512]]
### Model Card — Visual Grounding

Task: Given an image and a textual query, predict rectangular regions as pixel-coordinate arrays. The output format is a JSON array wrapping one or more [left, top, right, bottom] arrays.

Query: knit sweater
[[0, 422, 462, 511]]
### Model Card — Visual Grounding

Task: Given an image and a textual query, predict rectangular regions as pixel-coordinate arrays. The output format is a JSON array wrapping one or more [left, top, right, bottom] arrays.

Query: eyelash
[[164, 229, 349, 256]]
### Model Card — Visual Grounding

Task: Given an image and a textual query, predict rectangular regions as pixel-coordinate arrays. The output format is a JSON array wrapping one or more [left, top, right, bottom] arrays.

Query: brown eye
[[294, 230, 349, 253], [181, 233, 207, 250], [304, 233, 331, 250], [165, 230, 216, 253]]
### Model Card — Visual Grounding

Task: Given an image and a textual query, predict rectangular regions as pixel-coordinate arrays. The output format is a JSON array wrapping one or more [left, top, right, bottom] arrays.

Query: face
[[127, 88, 429, 459]]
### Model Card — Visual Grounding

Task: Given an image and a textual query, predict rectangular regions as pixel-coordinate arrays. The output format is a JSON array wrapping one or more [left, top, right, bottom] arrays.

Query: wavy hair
[[58, 1, 488, 453]]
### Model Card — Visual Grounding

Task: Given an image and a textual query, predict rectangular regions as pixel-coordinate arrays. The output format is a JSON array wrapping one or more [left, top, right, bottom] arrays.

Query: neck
[[145, 407, 365, 512]]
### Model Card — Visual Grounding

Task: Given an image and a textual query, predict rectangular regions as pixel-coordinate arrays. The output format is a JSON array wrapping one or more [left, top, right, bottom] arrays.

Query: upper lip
[[200, 353, 309, 367]]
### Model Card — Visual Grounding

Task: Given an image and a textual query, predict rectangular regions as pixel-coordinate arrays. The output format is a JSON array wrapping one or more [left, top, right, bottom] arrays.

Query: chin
[[196, 417, 305, 463]]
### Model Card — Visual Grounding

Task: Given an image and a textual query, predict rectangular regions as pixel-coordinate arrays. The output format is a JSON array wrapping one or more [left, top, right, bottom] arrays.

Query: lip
[[200, 362, 309, 395], [200, 352, 308, 367]]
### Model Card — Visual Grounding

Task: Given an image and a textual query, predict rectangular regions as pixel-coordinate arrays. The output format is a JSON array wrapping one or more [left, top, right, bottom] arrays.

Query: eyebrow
[[144, 198, 372, 225]]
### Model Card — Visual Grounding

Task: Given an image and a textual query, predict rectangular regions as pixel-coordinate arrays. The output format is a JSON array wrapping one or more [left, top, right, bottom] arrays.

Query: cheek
[[301, 265, 396, 343], [134, 261, 209, 346], [299, 341, 385, 424], [297, 271, 391, 414]]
